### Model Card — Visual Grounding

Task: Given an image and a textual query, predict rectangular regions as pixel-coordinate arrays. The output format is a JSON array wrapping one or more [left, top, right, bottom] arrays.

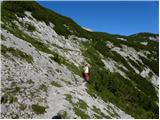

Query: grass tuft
[[31, 104, 46, 114]]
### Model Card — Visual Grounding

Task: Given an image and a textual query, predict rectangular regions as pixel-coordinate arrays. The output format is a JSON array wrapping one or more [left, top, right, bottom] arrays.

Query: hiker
[[83, 64, 89, 82]]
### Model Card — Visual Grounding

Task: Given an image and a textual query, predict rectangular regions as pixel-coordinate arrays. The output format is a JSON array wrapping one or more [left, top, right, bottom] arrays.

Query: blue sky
[[37, 1, 158, 36]]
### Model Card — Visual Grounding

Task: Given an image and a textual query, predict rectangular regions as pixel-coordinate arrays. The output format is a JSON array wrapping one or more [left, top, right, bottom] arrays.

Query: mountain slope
[[1, 1, 159, 119]]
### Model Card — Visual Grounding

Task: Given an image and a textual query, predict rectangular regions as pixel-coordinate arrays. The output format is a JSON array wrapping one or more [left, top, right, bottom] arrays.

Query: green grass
[[65, 94, 73, 104], [62, 60, 81, 76], [82, 43, 104, 68], [1, 34, 5, 40], [51, 81, 62, 87], [75, 99, 88, 110], [127, 58, 143, 72], [50, 54, 62, 65], [86, 85, 97, 98], [1, 45, 33, 63], [93, 113, 103, 119], [1, 83, 20, 104], [140, 56, 158, 76], [39, 84, 48, 92], [65, 96, 90, 118], [31, 104, 46, 114], [105, 105, 120, 118], [51, 43, 77, 52], [92, 106, 111, 119], [73, 107, 90, 119], [5, 85, 20, 95]]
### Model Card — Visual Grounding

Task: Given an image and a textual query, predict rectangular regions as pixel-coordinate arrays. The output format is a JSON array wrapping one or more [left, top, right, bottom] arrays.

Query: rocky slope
[[1, 1, 159, 119]]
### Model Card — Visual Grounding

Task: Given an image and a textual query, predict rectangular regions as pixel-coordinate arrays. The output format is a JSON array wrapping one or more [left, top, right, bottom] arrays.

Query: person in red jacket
[[83, 64, 89, 81]]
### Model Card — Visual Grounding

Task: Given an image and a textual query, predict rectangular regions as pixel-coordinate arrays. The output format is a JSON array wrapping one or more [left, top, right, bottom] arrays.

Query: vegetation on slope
[[1, 45, 33, 63], [84, 40, 158, 118]]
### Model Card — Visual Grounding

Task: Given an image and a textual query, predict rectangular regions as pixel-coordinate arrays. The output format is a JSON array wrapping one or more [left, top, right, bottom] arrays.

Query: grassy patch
[[50, 54, 62, 65], [1, 45, 33, 63], [75, 99, 88, 110], [51, 81, 62, 87], [86, 84, 98, 98], [106, 105, 119, 118], [51, 43, 76, 52], [5, 85, 20, 95], [50, 54, 81, 76], [82, 43, 104, 68], [92, 106, 111, 119], [1, 34, 6, 40], [93, 113, 103, 119], [65, 94, 73, 104], [140, 56, 158, 76], [39, 84, 48, 92], [73, 107, 90, 119], [31, 104, 46, 114], [127, 58, 143, 72]]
